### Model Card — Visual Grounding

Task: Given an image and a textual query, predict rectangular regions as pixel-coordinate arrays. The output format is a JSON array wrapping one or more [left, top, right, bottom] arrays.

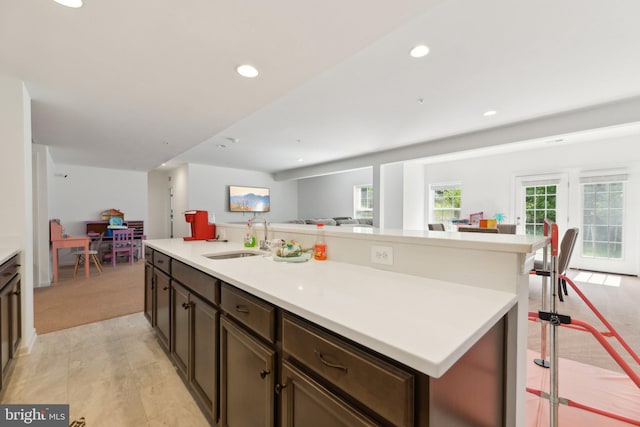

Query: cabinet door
[[280, 361, 379, 427], [0, 285, 10, 379], [9, 276, 20, 357], [220, 316, 275, 427], [155, 270, 171, 350], [144, 263, 154, 326], [191, 293, 218, 420], [171, 281, 191, 377]]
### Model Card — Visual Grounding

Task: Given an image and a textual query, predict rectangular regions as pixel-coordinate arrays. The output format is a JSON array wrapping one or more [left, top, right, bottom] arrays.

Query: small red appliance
[[184, 210, 216, 241]]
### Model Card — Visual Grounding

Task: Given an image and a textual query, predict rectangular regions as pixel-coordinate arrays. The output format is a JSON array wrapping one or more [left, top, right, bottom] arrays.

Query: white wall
[[147, 169, 172, 239], [381, 163, 404, 229], [187, 163, 299, 228], [0, 73, 35, 353], [297, 168, 372, 219], [32, 144, 52, 286], [403, 162, 425, 230], [166, 165, 189, 238], [49, 164, 148, 264], [420, 136, 640, 274]]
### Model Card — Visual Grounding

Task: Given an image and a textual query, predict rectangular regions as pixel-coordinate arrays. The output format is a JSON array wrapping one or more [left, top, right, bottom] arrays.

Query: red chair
[[108, 228, 135, 266]]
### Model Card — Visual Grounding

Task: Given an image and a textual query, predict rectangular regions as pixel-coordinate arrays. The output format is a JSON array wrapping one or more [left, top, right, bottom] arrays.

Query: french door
[[571, 173, 637, 275], [515, 174, 568, 237]]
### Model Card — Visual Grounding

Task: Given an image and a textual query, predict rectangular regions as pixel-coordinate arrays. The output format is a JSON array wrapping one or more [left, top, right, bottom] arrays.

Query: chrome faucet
[[251, 215, 270, 250]]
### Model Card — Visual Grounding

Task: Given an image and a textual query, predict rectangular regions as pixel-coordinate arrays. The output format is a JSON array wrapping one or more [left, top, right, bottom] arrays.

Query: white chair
[[73, 232, 104, 276]]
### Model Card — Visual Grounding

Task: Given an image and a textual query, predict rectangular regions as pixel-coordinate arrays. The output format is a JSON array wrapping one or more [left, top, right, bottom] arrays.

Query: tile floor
[[0, 313, 210, 427]]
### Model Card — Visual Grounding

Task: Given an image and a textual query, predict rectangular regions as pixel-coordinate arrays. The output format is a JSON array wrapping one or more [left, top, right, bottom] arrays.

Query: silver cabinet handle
[[314, 350, 348, 372]]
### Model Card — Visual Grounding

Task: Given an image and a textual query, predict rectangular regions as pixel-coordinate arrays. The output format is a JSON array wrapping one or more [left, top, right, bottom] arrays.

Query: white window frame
[[429, 182, 462, 224], [353, 184, 373, 218]]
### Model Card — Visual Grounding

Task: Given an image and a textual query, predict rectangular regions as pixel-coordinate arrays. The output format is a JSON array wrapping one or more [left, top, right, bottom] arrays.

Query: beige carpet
[[34, 261, 144, 334]]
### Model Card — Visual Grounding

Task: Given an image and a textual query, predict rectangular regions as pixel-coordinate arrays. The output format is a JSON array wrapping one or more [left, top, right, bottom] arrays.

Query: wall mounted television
[[229, 185, 271, 212]]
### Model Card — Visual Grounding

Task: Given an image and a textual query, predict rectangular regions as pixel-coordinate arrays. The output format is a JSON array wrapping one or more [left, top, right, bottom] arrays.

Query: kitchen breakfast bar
[[144, 224, 546, 427]]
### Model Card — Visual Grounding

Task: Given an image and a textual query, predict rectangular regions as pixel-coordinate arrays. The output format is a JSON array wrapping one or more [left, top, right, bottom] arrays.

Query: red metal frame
[[529, 271, 640, 367], [528, 312, 640, 425], [529, 220, 639, 425], [526, 386, 640, 426], [528, 312, 640, 388]]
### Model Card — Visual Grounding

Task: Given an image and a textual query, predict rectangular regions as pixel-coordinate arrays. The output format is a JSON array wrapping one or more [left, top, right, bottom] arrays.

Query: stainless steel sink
[[205, 251, 262, 260]]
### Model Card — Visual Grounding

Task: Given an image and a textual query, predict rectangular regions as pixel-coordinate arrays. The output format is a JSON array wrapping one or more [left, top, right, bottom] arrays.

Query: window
[[354, 185, 373, 218], [430, 184, 462, 223], [581, 174, 626, 259], [524, 184, 556, 237]]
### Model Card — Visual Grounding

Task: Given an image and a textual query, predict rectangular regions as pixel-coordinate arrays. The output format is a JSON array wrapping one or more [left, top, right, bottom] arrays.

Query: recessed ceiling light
[[236, 64, 259, 78], [297, 158, 304, 162], [409, 45, 430, 58], [161, 163, 166, 166], [53, 0, 83, 8], [483, 110, 497, 117]]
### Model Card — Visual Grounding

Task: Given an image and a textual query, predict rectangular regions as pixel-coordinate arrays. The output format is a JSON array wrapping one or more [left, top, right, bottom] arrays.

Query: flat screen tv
[[229, 185, 270, 212]]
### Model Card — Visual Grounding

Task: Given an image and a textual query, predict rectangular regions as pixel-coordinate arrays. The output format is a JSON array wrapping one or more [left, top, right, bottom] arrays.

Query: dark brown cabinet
[[282, 313, 415, 427], [9, 276, 20, 357], [0, 254, 20, 392], [171, 281, 190, 377], [280, 360, 379, 427], [145, 249, 507, 427], [0, 283, 10, 377], [145, 248, 170, 351], [220, 316, 275, 427], [171, 280, 219, 421], [155, 269, 171, 350], [144, 262, 154, 325], [191, 292, 218, 417]]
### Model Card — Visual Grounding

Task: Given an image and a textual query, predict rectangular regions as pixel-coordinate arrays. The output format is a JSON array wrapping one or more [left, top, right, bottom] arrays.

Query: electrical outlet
[[371, 246, 393, 266]]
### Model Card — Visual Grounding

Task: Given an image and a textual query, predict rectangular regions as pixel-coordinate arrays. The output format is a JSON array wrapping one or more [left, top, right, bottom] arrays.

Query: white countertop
[[0, 247, 20, 265], [145, 238, 518, 378]]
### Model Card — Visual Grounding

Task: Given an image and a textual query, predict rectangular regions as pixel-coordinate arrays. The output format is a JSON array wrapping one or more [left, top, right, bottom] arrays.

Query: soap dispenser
[[243, 220, 256, 247]]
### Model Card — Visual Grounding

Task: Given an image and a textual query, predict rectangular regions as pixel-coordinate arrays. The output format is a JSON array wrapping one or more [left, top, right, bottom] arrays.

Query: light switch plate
[[371, 246, 393, 265]]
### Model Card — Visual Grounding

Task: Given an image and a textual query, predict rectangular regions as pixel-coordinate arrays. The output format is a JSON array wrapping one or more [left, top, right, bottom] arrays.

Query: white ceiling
[[2, 0, 640, 174]]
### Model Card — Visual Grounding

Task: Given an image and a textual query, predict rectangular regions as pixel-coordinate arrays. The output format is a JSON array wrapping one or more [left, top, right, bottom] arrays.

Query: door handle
[[259, 369, 270, 379]]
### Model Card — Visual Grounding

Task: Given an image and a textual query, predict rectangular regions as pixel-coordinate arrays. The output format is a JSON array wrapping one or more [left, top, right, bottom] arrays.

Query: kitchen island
[[145, 226, 546, 426]]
